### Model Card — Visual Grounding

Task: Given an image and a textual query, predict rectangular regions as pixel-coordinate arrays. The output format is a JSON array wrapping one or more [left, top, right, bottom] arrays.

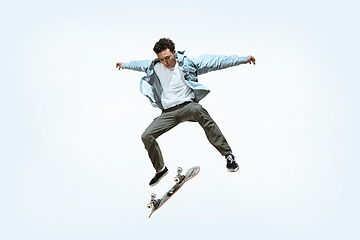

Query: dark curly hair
[[153, 38, 175, 53]]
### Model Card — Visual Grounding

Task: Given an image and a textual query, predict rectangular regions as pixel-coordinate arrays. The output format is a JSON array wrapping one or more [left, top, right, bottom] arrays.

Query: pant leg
[[141, 112, 179, 171], [178, 102, 232, 156]]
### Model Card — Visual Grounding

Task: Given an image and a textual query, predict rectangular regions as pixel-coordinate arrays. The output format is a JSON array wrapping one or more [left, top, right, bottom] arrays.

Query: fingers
[[248, 55, 255, 65], [116, 62, 122, 70]]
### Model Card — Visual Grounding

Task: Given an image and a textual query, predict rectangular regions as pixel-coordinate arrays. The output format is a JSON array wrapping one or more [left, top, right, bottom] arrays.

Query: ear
[[173, 49, 176, 54]]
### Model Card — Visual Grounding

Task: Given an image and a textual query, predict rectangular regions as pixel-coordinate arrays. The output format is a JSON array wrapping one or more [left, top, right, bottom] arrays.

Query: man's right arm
[[116, 60, 152, 73]]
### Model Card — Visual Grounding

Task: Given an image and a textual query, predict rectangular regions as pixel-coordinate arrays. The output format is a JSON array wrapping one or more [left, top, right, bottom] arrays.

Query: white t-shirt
[[154, 61, 195, 109]]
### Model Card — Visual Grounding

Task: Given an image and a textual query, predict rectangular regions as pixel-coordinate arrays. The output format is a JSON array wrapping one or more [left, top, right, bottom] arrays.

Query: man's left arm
[[193, 54, 255, 75]]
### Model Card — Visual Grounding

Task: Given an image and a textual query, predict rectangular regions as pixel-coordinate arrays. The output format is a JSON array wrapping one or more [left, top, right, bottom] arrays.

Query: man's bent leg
[[141, 113, 179, 171], [179, 103, 232, 156]]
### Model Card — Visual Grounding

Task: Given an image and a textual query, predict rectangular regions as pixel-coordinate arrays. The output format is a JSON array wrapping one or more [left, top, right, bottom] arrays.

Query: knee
[[141, 131, 154, 145], [141, 132, 149, 143]]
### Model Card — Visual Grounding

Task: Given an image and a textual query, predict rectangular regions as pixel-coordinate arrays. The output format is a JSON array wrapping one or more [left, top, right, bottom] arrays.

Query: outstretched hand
[[116, 62, 124, 70], [247, 55, 255, 65]]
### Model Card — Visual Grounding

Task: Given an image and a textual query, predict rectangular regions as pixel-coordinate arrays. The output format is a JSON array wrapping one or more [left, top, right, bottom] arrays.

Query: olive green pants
[[141, 102, 232, 171]]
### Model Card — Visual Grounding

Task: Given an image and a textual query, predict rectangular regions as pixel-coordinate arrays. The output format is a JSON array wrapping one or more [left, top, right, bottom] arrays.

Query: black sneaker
[[149, 167, 168, 187], [226, 154, 239, 172]]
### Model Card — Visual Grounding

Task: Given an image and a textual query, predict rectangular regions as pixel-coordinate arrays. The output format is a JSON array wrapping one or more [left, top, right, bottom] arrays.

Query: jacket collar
[[175, 50, 185, 57], [175, 50, 185, 67]]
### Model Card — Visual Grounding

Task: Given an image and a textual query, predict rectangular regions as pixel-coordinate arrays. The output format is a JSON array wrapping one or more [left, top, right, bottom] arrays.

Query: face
[[156, 48, 177, 69]]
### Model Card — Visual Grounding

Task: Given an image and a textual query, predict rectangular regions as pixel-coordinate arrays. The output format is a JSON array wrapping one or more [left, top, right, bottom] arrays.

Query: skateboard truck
[[174, 167, 184, 183], [147, 193, 159, 209]]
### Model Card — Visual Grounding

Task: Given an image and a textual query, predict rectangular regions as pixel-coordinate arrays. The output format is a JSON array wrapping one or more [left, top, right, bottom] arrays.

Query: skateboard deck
[[147, 166, 200, 218]]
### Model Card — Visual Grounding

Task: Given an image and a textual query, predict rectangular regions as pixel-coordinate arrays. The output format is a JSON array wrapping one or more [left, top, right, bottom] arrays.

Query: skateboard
[[147, 166, 200, 218]]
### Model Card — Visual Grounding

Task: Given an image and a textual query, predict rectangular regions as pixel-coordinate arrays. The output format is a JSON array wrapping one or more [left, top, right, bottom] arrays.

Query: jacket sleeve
[[192, 54, 248, 75], [122, 60, 152, 73]]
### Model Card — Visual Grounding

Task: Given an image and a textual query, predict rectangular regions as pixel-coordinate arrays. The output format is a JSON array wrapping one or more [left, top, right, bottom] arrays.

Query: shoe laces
[[226, 154, 235, 163]]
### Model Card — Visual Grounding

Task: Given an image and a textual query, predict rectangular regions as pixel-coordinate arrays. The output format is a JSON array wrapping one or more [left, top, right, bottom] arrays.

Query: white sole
[[227, 167, 239, 172]]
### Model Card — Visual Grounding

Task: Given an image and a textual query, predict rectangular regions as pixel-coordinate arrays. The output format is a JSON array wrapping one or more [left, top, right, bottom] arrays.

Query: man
[[116, 38, 255, 187]]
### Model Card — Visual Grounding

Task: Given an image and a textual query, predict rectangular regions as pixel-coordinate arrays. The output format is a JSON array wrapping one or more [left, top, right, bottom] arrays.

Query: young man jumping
[[116, 38, 255, 186]]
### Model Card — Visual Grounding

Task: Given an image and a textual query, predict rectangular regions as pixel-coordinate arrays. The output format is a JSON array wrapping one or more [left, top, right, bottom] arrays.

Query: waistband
[[162, 101, 192, 113]]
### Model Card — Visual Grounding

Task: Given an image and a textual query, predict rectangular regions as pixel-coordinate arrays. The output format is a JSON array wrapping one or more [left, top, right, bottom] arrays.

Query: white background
[[1, 0, 359, 239]]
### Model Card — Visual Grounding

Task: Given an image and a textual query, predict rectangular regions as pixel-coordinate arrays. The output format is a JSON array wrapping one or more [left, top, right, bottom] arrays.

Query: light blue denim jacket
[[122, 51, 248, 110]]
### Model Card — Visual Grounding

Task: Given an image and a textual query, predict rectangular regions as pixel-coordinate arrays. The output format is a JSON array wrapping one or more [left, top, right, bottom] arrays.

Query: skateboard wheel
[[147, 203, 153, 209], [174, 177, 180, 183], [177, 167, 183, 173], [151, 193, 156, 198]]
